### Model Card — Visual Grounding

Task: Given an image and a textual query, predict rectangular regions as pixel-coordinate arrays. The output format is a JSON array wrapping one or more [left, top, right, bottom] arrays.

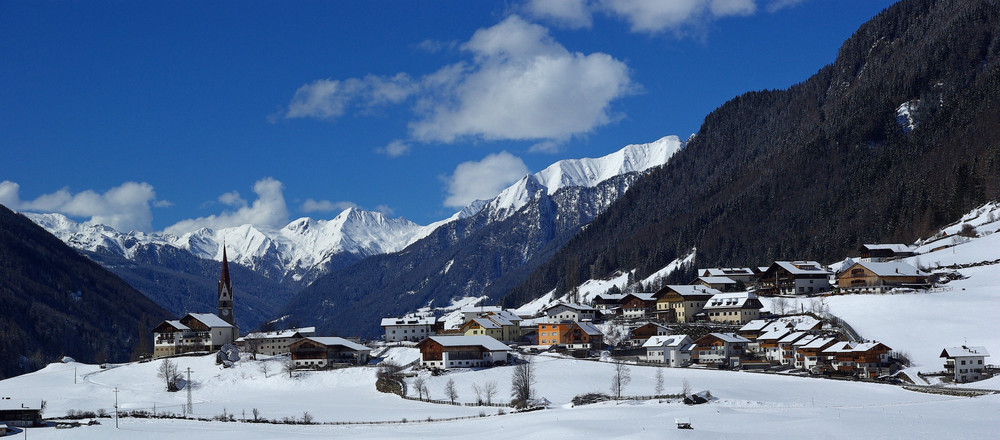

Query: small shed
[[0, 398, 43, 427], [675, 417, 693, 429]]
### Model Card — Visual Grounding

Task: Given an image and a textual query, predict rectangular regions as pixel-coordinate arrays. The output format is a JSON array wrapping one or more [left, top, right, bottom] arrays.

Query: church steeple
[[217, 243, 235, 325]]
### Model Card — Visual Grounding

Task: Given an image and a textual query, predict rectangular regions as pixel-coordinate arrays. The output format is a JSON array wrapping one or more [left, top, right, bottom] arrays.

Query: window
[[962, 360, 966, 365]]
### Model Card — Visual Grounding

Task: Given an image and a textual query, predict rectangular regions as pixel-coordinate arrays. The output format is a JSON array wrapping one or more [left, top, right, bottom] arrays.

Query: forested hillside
[[0, 205, 170, 379], [503, 0, 1000, 306]]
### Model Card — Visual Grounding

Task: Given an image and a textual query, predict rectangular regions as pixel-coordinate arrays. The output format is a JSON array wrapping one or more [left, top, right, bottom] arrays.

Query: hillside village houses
[[380, 314, 440, 343], [941, 346, 990, 383], [418, 335, 511, 369], [289, 337, 371, 368], [836, 260, 932, 293], [238, 327, 316, 356], [152, 247, 240, 359]]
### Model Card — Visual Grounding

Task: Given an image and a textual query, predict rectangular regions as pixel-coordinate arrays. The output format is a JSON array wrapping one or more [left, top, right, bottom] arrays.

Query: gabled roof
[[791, 335, 819, 347], [0, 400, 41, 411], [940, 346, 990, 358], [705, 333, 751, 344], [633, 322, 669, 332], [801, 337, 837, 349], [186, 313, 234, 328], [822, 341, 856, 354], [464, 317, 501, 329], [576, 321, 603, 336], [738, 319, 771, 332], [699, 268, 755, 277], [862, 244, 913, 253], [297, 336, 370, 352], [657, 285, 720, 299], [157, 320, 190, 332], [244, 327, 316, 340], [425, 335, 510, 351], [852, 341, 891, 352], [381, 315, 437, 327], [488, 309, 523, 322], [767, 261, 832, 276], [695, 276, 737, 285], [757, 329, 791, 342], [847, 261, 929, 277], [704, 292, 761, 310], [643, 334, 691, 348], [777, 331, 810, 344], [543, 302, 597, 313]]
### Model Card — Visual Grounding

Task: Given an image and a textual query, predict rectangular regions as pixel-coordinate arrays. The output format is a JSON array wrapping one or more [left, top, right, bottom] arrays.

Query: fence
[[399, 394, 513, 408]]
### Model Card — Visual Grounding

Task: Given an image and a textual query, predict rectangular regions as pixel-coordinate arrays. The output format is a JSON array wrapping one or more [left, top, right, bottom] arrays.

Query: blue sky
[[1, 0, 897, 233]]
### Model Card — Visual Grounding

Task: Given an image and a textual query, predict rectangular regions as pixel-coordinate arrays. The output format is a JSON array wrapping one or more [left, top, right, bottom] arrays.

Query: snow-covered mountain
[[27, 136, 682, 288], [27, 207, 424, 285]]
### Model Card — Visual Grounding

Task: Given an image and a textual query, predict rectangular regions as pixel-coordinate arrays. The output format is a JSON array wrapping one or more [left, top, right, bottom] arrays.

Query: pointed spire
[[219, 242, 231, 291]]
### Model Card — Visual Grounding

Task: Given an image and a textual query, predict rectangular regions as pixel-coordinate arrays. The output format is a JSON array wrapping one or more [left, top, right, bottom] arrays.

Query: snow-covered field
[[1, 352, 998, 439]]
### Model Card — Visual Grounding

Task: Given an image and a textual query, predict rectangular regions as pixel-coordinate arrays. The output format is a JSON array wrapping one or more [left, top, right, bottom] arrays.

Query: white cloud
[[283, 74, 417, 120], [377, 139, 411, 157], [443, 151, 529, 208], [765, 0, 805, 13], [0, 180, 162, 232], [374, 205, 395, 216], [598, 0, 756, 34], [163, 178, 289, 235], [525, 0, 593, 29], [218, 191, 246, 207], [299, 198, 358, 213], [282, 15, 633, 149]]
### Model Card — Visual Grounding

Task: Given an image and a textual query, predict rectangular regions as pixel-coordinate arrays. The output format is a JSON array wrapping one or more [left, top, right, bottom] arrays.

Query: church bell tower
[[218, 244, 235, 325]]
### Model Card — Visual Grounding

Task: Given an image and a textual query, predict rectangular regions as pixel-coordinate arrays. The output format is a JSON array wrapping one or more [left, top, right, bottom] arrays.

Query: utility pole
[[186, 367, 193, 415], [74, 367, 77, 384], [113, 387, 119, 429]]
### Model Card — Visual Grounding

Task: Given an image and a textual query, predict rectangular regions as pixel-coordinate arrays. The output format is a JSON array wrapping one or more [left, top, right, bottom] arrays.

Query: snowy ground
[[2, 352, 998, 439]]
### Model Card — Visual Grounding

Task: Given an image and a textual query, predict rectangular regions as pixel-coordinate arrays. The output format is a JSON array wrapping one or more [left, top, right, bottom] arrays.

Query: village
[[146, 242, 989, 389]]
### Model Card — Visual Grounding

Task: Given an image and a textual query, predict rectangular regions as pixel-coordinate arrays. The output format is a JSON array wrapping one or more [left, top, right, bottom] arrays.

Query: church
[[151, 246, 240, 358]]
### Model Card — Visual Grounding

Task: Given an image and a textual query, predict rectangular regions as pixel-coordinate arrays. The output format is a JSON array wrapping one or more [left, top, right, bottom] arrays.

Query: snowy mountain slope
[[27, 207, 423, 284]]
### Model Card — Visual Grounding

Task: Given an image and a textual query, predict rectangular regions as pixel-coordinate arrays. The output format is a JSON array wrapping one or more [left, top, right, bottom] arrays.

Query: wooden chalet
[[418, 335, 510, 369], [857, 244, 915, 262], [289, 337, 371, 368], [691, 276, 739, 292], [795, 337, 838, 371], [757, 261, 832, 296], [697, 267, 758, 284], [619, 293, 657, 319], [691, 333, 750, 368], [152, 313, 237, 359], [0, 400, 43, 428], [629, 322, 670, 346], [537, 321, 603, 349], [836, 261, 931, 293]]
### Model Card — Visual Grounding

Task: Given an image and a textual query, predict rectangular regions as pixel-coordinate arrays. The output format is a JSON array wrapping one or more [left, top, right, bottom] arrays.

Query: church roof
[[186, 313, 234, 328]]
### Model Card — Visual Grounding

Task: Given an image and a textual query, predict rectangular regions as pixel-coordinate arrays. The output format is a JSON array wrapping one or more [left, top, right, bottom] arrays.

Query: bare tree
[[251, 408, 261, 422], [377, 360, 405, 380], [282, 357, 296, 378], [610, 359, 631, 399], [244, 337, 261, 360], [157, 359, 182, 392], [444, 378, 459, 404], [482, 380, 498, 405], [471, 383, 483, 404], [260, 361, 270, 378], [510, 356, 535, 408], [413, 377, 427, 400], [773, 296, 788, 315], [654, 367, 664, 396], [681, 378, 691, 396], [301, 411, 313, 424]]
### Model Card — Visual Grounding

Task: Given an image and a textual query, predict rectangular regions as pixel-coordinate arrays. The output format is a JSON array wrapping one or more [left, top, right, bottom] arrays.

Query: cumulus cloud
[[443, 151, 530, 208], [765, 0, 805, 13], [163, 178, 289, 235], [598, 0, 755, 34], [282, 15, 633, 149], [0, 180, 162, 232], [374, 205, 395, 216], [299, 198, 359, 213], [377, 139, 411, 157], [524, 0, 593, 29]]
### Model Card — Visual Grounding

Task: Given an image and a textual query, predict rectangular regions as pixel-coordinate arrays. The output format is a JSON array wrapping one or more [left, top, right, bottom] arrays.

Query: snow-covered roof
[[162, 320, 190, 331], [381, 316, 437, 327], [467, 317, 501, 329], [771, 261, 831, 275], [757, 329, 791, 341], [852, 341, 890, 352], [699, 267, 755, 277], [661, 285, 720, 298], [300, 337, 370, 352], [593, 293, 628, 301], [704, 292, 760, 310], [822, 341, 856, 354], [761, 321, 792, 334], [489, 309, 523, 322], [543, 302, 597, 313], [862, 244, 913, 253], [707, 333, 751, 344], [427, 335, 510, 351], [245, 327, 316, 340], [576, 321, 603, 336], [186, 313, 234, 328], [777, 331, 810, 344], [802, 337, 837, 349], [0, 399, 42, 411], [850, 261, 929, 277], [696, 276, 737, 285], [738, 319, 771, 332], [792, 335, 818, 347], [940, 346, 990, 358], [643, 334, 691, 348]]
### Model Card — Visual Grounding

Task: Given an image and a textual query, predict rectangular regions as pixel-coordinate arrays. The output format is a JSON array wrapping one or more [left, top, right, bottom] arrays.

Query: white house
[[642, 334, 694, 367], [381, 315, 438, 342], [418, 335, 511, 369], [543, 302, 598, 322], [941, 346, 990, 383], [703, 292, 764, 325], [152, 313, 238, 359], [238, 327, 316, 356]]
